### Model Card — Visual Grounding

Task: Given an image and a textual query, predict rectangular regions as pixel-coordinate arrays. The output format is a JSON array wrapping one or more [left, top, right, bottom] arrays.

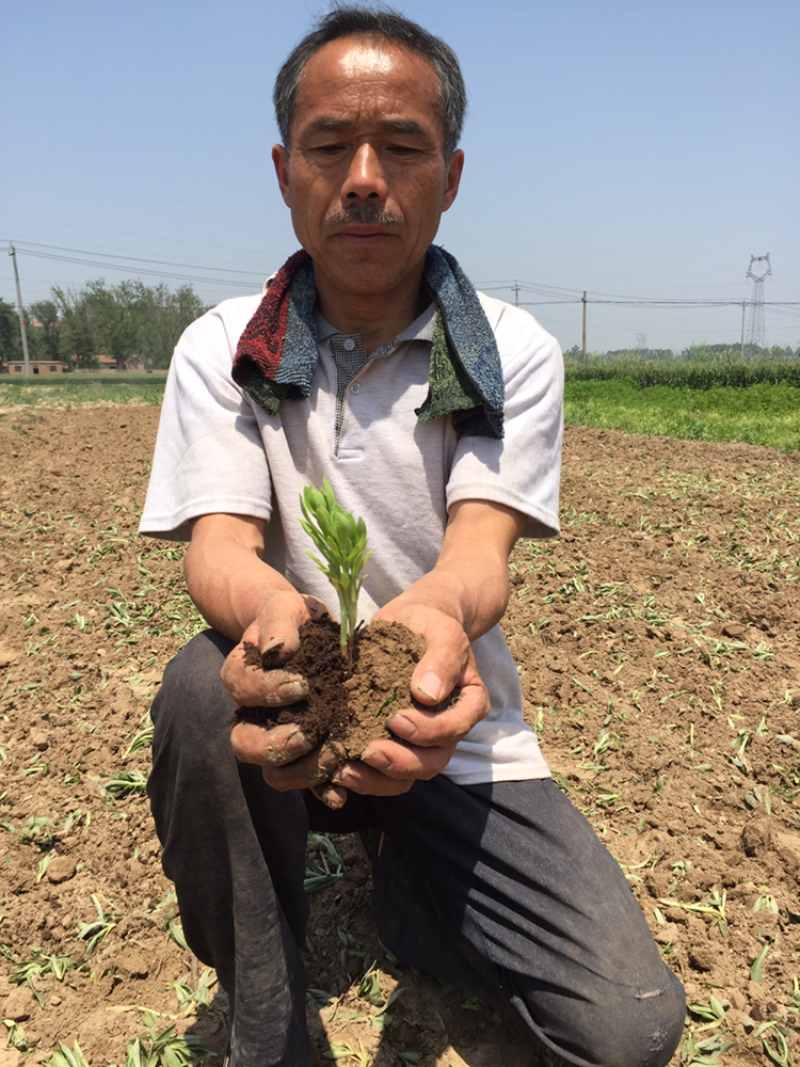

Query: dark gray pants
[[148, 631, 685, 1067]]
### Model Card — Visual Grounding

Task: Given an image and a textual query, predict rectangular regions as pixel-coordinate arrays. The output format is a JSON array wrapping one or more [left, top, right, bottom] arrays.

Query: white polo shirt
[[140, 289, 563, 784]]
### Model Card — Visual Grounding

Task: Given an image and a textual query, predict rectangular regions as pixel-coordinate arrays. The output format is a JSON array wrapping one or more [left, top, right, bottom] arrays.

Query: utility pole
[[581, 291, 587, 358], [9, 244, 31, 377], [740, 301, 746, 360], [512, 282, 520, 307]]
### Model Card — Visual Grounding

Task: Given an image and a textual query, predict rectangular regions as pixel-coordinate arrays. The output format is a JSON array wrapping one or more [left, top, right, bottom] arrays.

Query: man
[[141, 8, 686, 1067]]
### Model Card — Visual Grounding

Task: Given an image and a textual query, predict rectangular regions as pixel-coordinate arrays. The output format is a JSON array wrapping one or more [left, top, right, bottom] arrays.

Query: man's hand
[[221, 588, 329, 707], [225, 589, 343, 796], [326, 602, 490, 797]]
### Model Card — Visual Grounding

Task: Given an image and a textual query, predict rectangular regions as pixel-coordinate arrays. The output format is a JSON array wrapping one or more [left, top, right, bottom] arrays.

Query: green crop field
[[3, 362, 800, 452]]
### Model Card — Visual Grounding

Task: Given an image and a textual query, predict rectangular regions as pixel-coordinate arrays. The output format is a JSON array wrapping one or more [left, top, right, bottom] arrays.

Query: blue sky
[[2, 0, 798, 352]]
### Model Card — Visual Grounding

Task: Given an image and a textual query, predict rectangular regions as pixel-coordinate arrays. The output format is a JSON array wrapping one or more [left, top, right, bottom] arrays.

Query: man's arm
[[184, 513, 327, 707], [186, 501, 526, 806]]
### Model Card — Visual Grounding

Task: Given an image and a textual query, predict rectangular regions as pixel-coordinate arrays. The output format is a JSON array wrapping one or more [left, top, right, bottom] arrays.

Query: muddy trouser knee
[[147, 630, 314, 1067], [309, 778, 687, 1067]]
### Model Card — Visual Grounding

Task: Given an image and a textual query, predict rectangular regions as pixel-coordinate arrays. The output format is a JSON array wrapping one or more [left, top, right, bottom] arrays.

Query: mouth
[[334, 225, 394, 246], [334, 228, 392, 244]]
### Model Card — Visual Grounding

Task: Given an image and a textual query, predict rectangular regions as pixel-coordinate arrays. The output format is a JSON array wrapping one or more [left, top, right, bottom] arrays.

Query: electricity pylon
[[746, 253, 771, 349]]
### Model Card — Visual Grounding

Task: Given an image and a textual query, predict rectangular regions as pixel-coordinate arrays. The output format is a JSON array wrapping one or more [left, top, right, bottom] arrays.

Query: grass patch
[[0, 376, 166, 406], [564, 380, 800, 452]]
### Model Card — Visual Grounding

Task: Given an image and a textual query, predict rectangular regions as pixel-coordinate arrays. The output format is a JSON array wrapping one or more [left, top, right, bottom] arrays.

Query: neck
[[313, 263, 428, 354]]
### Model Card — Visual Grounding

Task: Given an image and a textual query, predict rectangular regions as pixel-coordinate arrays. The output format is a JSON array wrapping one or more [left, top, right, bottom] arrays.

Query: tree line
[[0, 279, 209, 370], [565, 341, 800, 363]]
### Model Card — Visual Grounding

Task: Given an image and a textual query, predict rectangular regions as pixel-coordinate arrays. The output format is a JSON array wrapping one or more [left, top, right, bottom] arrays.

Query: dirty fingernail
[[362, 750, 391, 770], [417, 672, 443, 702], [321, 787, 347, 810], [269, 729, 309, 764], [388, 715, 416, 740], [276, 680, 307, 702]]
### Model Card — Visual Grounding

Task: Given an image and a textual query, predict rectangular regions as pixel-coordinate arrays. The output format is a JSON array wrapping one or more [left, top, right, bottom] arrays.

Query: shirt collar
[[316, 301, 437, 354]]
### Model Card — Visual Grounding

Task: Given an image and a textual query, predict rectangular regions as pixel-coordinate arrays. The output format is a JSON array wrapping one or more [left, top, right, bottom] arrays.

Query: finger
[[258, 745, 344, 793], [302, 595, 331, 622], [310, 782, 349, 809], [409, 618, 469, 707], [332, 756, 429, 795], [222, 659, 309, 708], [231, 720, 312, 767], [385, 680, 487, 749]]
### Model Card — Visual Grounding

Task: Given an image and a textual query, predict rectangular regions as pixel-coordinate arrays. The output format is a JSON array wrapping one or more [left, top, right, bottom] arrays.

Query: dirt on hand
[[239, 618, 451, 768], [0, 404, 798, 1067]]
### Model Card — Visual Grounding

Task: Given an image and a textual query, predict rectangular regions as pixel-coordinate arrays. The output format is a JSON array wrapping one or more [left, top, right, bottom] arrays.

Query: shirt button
[[343, 338, 356, 351], [350, 383, 361, 394]]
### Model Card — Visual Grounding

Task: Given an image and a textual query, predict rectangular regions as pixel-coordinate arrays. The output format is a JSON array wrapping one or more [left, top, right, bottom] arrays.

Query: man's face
[[272, 35, 464, 304]]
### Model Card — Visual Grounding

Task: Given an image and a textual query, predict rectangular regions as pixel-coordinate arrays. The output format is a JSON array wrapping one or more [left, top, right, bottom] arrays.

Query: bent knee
[[151, 629, 236, 738], [517, 966, 686, 1067]]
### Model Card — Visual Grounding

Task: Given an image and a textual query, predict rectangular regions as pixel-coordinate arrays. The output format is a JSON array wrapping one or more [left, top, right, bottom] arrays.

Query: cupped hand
[[221, 589, 329, 707], [329, 601, 490, 796]]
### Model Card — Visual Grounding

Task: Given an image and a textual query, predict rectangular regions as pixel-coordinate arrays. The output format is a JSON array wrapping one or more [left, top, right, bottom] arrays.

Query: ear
[[272, 144, 292, 207], [441, 149, 465, 213]]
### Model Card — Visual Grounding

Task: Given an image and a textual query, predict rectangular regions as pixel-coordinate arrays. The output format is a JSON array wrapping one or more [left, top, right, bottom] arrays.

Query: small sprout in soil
[[754, 887, 780, 914], [687, 995, 727, 1030], [124, 1011, 214, 1067], [304, 833, 344, 895], [356, 960, 386, 1007], [680, 1030, 734, 1067], [300, 477, 371, 671], [327, 1041, 370, 1067], [168, 917, 189, 951], [44, 1043, 92, 1067], [4, 1020, 28, 1052], [103, 769, 148, 799], [751, 942, 771, 983], [751, 1021, 793, 1067], [172, 967, 218, 1016], [77, 893, 118, 954], [123, 723, 154, 758]]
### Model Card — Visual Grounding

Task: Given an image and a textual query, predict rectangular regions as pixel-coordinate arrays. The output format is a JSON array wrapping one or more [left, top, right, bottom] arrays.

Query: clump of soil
[[238, 618, 448, 765]]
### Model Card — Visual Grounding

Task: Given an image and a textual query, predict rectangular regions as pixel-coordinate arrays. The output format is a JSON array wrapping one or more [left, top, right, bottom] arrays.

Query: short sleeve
[[139, 295, 274, 541], [446, 295, 563, 539]]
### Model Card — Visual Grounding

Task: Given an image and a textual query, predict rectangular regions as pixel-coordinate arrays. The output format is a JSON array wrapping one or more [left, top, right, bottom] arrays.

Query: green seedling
[[19, 815, 54, 848], [680, 1030, 734, 1067], [103, 769, 148, 799], [172, 968, 218, 1015], [4, 1020, 28, 1051], [123, 724, 154, 758], [687, 996, 727, 1032], [44, 1043, 92, 1067], [326, 1041, 369, 1066], [10, 949, 77, 1005], [304, 832, 344, 894], [751, 1021, 793, 1067], [77, 893, 118, 953], [300, 477, 371, 670], [751, 942, 771, 983], [754, 887, 779, 914], [124, 1011, 214, 1067], [659, 889, 727, 932]]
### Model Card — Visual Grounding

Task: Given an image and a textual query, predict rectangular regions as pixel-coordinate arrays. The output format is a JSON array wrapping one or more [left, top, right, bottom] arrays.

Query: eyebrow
[[306, 116, 428, 137]]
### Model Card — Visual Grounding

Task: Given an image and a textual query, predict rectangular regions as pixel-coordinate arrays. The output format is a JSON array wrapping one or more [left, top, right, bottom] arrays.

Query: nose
[[342, 143, 387, 201]]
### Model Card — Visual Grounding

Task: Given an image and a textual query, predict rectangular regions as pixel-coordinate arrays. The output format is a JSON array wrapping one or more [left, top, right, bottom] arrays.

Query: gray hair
[[273, 6, 467, 158]]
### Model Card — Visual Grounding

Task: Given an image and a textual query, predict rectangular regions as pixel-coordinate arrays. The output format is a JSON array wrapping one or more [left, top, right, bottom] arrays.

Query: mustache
[[326, 203, 404, 226]]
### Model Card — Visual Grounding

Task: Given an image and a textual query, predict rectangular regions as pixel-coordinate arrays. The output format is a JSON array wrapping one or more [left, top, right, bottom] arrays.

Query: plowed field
[[1, 404, 798, 1067]]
